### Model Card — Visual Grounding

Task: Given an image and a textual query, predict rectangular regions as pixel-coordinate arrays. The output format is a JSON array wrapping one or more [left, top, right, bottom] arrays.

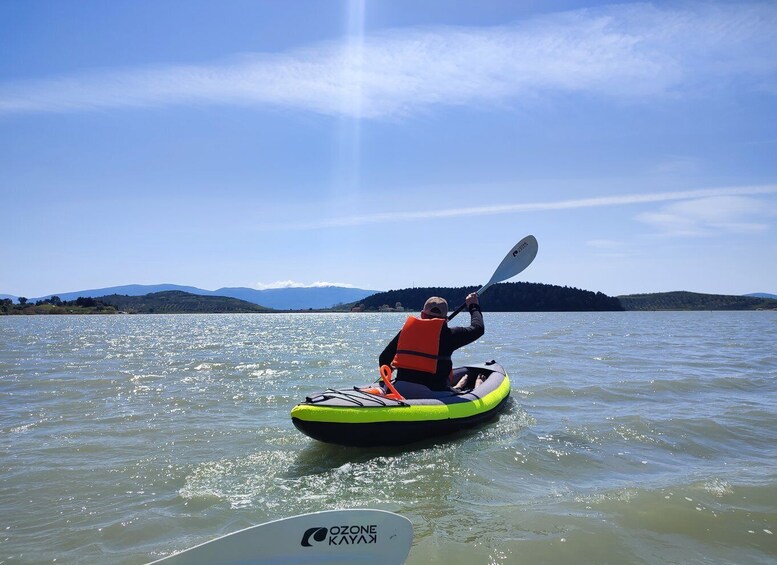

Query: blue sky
[[2, 0, 776, 298]]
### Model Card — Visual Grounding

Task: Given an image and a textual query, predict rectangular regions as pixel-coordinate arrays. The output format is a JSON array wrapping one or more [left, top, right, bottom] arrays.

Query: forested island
[[352, 282, 623, 312]]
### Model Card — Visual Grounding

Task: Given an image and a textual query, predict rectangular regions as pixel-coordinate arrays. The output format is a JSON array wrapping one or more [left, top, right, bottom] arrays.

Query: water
[[1, 312, 776, 564]]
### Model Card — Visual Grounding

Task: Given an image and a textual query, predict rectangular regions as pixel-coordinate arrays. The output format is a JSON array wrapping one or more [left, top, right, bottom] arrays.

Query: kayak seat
[[392, 381, 456, 400]]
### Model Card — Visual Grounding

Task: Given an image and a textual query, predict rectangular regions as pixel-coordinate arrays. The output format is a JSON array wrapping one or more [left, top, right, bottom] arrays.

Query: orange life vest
[[392, 316, 449, 374]]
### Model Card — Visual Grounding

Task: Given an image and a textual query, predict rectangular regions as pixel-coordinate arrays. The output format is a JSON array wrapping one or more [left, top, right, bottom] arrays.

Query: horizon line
[[3, 283, 775, 302]]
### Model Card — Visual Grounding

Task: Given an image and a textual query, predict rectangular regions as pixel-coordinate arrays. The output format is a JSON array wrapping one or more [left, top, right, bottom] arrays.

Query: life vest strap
[[394, 349, 451, 361]]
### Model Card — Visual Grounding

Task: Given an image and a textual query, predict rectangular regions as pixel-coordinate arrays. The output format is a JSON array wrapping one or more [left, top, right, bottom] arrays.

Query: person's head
[[421, 296, 448, 319]]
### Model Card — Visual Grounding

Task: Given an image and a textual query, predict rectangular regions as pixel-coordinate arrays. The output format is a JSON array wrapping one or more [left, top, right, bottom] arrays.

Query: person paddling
[[379, 293, 484, 395]]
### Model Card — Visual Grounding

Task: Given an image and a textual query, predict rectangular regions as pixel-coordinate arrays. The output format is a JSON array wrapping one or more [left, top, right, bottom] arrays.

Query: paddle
[[447, 235, 538, 321], [148, 509, 413, 565]]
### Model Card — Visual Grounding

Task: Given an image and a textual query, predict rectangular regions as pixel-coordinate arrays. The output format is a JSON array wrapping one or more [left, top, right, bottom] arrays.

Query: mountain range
[[1, 284, 380, 310], [2, 285, 776, 311]]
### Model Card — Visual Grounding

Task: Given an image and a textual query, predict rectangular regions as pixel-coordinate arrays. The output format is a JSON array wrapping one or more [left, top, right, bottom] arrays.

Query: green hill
[[8, 287, 774, 315], [98, 291, 273, 314], [617, 291, 777, 311], [353, 282, 623, 312]]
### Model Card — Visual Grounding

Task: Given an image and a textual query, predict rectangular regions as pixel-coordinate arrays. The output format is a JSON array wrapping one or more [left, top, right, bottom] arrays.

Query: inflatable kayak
[[290, 361, 510, 447]]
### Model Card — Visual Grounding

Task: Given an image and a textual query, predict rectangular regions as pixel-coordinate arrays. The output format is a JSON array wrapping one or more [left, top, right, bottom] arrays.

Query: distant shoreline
[[4, 307, 776, 316], [3, 285, 776, 315]]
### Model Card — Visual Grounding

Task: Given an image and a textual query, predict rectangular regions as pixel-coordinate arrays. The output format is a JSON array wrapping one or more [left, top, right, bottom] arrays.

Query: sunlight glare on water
[[1, 312, 776, 564]]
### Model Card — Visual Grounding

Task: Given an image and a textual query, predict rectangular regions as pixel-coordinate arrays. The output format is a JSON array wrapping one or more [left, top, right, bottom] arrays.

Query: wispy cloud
[[1, 3, 775, 118], [255, 280, 356, 290], [263, 184, 777, 231], [586, 239, 625, 249], [586, 238, 629, 258], [636, 195, 775, 236]]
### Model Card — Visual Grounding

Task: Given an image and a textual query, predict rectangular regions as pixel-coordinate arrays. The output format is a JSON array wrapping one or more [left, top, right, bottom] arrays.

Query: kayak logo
[[514, 241, 529, 256], [301, 524, 378, 547], [301, 527, 329, 546]]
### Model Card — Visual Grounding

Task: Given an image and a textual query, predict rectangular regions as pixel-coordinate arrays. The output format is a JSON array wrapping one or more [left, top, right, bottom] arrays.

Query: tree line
[[1, 291, 273, 315], [1, 296, 116, 315], [355, 282, 624, 312], [618, 291, 777, 311]]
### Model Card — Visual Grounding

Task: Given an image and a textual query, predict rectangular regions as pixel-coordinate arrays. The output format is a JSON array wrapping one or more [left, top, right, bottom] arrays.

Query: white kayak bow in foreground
[[148, 509, 413, 565]]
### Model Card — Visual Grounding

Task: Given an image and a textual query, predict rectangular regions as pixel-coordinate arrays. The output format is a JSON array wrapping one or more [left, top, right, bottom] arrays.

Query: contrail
[[265, 184, 777, 231]]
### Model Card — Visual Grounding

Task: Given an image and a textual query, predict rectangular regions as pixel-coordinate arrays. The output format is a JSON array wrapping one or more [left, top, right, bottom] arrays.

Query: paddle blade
[[148, 509, 413, 565], [479, 235, 538, 294], [447, 235, 539, 321]]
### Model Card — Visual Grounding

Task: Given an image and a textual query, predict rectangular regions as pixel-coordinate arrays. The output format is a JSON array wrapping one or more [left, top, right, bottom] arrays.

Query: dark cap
[[422, 296, 448, 318]]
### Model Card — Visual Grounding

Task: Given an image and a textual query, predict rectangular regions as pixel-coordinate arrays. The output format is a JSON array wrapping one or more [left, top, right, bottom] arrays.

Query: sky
[[2, 0, 776, 298]]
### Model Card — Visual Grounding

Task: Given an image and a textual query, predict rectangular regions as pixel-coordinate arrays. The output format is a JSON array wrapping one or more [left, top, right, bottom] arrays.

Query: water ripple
[[1, 312, 776, 564]]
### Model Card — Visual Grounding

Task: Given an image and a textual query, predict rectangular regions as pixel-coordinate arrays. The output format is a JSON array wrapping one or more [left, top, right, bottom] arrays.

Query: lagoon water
[[1, 312, 776, 564]]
